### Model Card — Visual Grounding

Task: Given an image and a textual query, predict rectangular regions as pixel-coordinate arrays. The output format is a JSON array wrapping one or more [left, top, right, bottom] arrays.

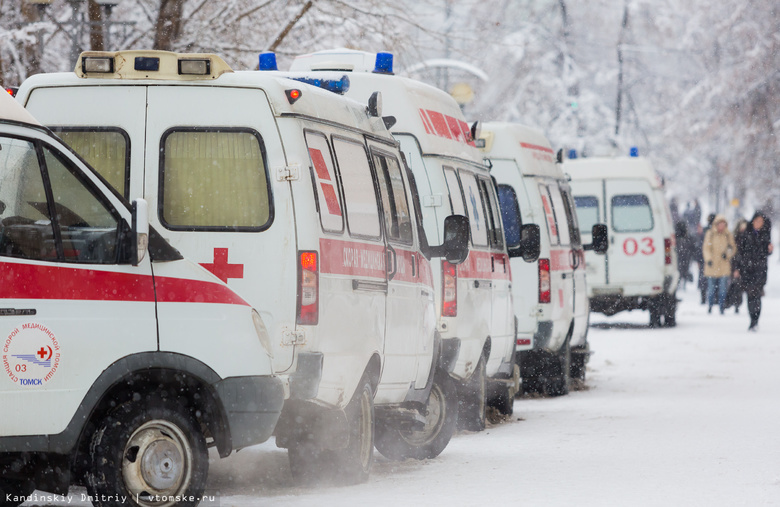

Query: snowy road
[[24, 264, 780, 507]]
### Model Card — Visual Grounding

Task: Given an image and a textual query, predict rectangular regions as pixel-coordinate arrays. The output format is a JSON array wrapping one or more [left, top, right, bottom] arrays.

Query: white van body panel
[[17, 67, 438, 415], [482, 122, 588, 353], [0, 116, 275, 438], [285, 55, 516, 382], [565, 156, 679, 303]]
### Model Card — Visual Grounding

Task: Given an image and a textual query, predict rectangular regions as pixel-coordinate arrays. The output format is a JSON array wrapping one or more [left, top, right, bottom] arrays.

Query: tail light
[[297, 251, 318, 325], [442, 261, 457, 317], [538, 258, 551, 304], [664, 238, 673, 265]]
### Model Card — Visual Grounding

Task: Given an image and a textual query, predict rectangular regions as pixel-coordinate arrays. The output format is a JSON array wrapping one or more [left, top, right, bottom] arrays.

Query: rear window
[[49, 127, 129, 198], [332, 137, 381, 239], [497, 184, 522, 248], [459, 170, 488, 247], [305, 131, 344, 233], [612, 194, 653, 232], [160, 128, 272, 231], [574, 195, 600, 234]]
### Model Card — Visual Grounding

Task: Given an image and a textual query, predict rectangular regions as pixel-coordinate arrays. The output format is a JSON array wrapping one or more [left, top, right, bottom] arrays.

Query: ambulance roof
[[563, 156, 664, 189], [288, 49, 484, 165], [15, 51, 393, 140], [479, 122, 564, 180], [0, 90, 41, 125]]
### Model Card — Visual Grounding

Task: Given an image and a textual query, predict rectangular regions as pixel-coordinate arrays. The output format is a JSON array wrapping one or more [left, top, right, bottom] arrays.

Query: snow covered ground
[[24, 257, 780, 506]]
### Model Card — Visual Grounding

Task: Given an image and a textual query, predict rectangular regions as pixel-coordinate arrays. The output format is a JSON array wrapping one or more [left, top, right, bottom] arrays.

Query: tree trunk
[[154, 0, 187, 51], [88, 1, 105, 51], [21, 1, 42, 77], [615, 3, 629, 136]]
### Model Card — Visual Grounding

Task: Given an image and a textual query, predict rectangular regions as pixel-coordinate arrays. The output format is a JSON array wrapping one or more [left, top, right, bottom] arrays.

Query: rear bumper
[[214, 375, 285, 450]]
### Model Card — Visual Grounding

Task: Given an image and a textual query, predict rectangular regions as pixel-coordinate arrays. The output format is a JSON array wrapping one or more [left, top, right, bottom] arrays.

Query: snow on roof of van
[[563, 156, 664, 189], [15, 67, 392, 139], [479, 122, 565, 179], [0, 90, 41, 125], [289, 49, 484, 164]]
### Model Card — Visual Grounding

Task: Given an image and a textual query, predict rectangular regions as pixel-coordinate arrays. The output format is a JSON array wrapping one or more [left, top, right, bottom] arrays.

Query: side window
[[560, 189, 582, 246], [0, 136, 57, 260], [497, 184, 522, 248], [50, 127, 130, 199], [332, 137, 381, 239], [372, 151, 413, 244], [44, 147, 120, 263], [548, 185, 571, 246], [612, 194, 653, 232], [459, 170, 488, 247], [160, 129, 272, 231], [0, 135, 120, 264], [478, 177, 504, 251], [574, 195, 600, 235], [304, 131, 344, 233], [443, 166, 466, 215], [539, 184, 559, 246]]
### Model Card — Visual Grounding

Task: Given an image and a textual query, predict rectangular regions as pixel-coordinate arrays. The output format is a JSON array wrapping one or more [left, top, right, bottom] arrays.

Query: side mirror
[[508, 223, 540, 262], [584, 223, 608, 254], [429, 214, 470, 265], [132, 198, 149, 265]]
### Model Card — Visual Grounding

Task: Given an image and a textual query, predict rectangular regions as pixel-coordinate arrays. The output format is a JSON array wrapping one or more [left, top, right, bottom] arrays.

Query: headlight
[[252, 309, 273, 359]]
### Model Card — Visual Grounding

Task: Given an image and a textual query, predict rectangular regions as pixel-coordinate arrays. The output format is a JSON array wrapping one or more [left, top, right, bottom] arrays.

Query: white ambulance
[[565, 152, 679, 326], [285, 49, 519, 429], [0, 92, 282, 505], [480, 123, 607, 395], [17, 50, 470, 482]]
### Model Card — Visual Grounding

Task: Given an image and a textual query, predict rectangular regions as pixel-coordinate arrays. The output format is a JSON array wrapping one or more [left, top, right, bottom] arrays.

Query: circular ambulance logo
[[2, 323, 61, 387]]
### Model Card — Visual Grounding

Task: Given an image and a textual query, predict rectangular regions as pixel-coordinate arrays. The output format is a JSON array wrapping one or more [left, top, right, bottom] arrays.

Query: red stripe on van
[[418, 109, 434, 134], [0, 261, 248, 305], [309, 148, 332, 181], [319, 238, 386, 279], [520, 142, 554, 154], [457, 250, 511, 281], [550, 249, 572, 271], [425, 110, 454, 140], [445, 115, 465, 143]]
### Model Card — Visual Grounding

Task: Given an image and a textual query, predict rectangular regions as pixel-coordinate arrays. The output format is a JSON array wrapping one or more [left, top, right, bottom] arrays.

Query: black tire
[[457, 356, 487, 431], [87, 397, 208, 507], [546, 339, 571, 397], [663, 292, 677, 327], [487, 364, 519, 418], [289, 377, 374, 485], [570, 346, 588, 382], [649, 295, 663, 327], [374, 369, 457, 461], [0, 479, 34, 507]]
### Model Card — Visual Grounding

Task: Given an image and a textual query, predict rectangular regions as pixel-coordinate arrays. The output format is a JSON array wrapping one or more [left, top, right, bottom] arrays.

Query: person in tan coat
[[702, 215, 736, 314]]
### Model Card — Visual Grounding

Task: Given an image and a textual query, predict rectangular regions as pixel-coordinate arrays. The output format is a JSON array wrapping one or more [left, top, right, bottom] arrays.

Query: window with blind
[[160, 128, 272, 231], [50, 128, 130, 198]]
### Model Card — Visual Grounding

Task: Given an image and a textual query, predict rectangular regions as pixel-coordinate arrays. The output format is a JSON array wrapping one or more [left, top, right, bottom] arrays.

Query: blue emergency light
[[373, 52, 394, 74], [259, 52, 278, 71], [630, 146, 639, 157], [568, 149, 577, 159], [289, 75, 350, 95]]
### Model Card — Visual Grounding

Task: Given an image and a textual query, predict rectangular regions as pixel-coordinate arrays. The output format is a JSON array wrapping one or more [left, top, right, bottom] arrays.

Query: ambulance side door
[[143, 86, 297, 374], [572, 180, 607, 288], [0, 132, 157, 437]]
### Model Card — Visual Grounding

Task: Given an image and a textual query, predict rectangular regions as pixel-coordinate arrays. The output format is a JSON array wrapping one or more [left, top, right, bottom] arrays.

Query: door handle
[[386, 245, 397, 281], [352, 280, 388, 293], [0, 308, 36, 316]]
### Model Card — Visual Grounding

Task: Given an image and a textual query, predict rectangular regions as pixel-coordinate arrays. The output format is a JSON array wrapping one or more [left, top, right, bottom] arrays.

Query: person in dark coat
[[733, 212, 773, 330], [674, 221, 694, 287], [726, 219, 748, 313]]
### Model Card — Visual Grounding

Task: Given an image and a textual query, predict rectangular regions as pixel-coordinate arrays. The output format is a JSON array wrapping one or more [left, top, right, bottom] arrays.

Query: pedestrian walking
[[702, 215, 736, 314], [674, 220, 695, 287], [725, 218, 748, 313], [733, 212, 774, 331]]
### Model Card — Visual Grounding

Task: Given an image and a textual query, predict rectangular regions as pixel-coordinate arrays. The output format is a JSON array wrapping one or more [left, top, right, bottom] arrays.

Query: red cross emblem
[[37, 347, 48, 359], [200, 248, 244, 283]]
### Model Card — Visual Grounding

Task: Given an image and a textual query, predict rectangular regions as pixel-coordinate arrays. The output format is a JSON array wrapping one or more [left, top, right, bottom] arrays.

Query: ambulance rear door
[[572, 179, 607, 288], [144, 85, 297, 373]]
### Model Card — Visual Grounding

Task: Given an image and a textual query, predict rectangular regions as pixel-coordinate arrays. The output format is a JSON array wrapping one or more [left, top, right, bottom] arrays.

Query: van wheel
[[570, 345, 588, 382], [87, 397, 208, 507], [458, 356, 487, 431], [289, 377, 374, 485], [488, 364, 519, 418], [0, 479, 34, 507], [649, 295, 664, 327], [374, 368, 457, 460], [663, 293, 677, 327], [546, 339, 571, 397]]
